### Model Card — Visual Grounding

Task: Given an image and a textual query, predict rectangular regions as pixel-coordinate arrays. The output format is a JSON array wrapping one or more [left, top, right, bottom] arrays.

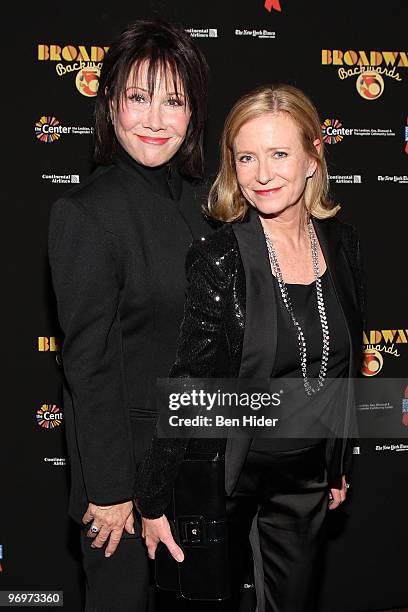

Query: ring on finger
[[90, 524, 100, 535]]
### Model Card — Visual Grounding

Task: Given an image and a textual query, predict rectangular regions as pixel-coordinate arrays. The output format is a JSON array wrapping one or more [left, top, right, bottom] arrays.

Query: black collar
[[115, 143, 182, 201]]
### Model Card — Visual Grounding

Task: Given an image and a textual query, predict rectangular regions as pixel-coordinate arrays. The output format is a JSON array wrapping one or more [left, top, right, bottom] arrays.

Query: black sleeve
[[342, 222, 367, 328], [134, 240, 230, 519], [355, 229, 367, 330], [334, 223, 367, 481], [48, 197, 135, 505]]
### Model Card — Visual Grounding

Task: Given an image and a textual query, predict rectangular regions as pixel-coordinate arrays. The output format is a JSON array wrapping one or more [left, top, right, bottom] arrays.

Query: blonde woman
[[136, 84, 365, 611]]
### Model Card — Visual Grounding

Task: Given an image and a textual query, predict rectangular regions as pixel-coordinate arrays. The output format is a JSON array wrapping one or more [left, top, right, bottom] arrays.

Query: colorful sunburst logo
[[35, 116, 61, 143], [321, 118, 344, 144], [36, 404, 63, 429]]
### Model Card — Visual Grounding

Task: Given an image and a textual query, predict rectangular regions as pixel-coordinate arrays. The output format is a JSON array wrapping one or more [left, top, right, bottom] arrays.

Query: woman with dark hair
[[48, 18, 211, 612], [136, 84, 365, 611]]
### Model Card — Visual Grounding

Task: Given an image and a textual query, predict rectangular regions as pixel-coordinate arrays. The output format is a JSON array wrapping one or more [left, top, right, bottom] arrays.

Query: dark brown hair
[[94, 18, 209, 178]]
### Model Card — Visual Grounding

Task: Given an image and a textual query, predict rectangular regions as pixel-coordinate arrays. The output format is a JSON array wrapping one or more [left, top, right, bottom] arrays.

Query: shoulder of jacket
[[187, 174, 212, 196], [189, 223, 237, 258], [186, 223, 238, 273], [58, 164, 124, 208], [49, 165, 128, 238], [314, 215, 358, 243]]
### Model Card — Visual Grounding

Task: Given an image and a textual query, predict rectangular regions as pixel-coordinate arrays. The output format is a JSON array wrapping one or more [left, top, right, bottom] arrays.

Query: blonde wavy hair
[[207, 84, 340, 222]]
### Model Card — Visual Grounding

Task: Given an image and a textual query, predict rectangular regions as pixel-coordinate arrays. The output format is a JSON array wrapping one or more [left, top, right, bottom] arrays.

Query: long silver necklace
[[264, 221, 330, 396]]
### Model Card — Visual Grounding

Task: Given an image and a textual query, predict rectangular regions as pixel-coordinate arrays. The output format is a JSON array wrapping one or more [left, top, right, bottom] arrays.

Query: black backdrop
[[2, 1, 407, 610]]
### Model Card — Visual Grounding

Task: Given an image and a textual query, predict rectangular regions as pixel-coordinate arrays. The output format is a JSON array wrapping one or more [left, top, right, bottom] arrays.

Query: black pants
[[225, 442, 328, 612], [78, 415, 159, 612], [80, 509, 153, 612]]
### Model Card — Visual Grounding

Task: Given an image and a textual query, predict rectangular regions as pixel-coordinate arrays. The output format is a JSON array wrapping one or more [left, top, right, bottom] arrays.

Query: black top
[[117, 144, 182, 201], [272, 269, 349, 379], [48, 147, 212, 522], [251, 269, 349, 452]]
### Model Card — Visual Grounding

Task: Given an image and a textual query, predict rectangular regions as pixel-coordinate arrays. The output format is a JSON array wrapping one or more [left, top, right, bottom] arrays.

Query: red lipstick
[[254, 187, 282, 196], [137, 135, 171, 145]]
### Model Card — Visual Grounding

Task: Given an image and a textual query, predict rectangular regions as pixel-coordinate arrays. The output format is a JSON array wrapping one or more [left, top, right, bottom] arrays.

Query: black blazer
[[48, 153, 211, 523], [135, 206, 365, 518]]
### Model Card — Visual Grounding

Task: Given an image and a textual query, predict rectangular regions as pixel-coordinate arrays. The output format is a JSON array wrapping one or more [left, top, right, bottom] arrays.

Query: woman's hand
[[328, 474, 348, 510], [142, 515, 184, 562], [82, 500, 134, 557]]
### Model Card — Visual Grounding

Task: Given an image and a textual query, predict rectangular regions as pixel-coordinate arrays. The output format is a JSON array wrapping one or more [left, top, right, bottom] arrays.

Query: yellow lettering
[[332, 50, 344, 65], [381, 330, 396, 344], [368, 330, 382, 344], [357, 51, 370, 65], [344, 50, 359, 65], [382, 51, 398, 67], [38, 337, 49, 351], [38, 44, 49, 60], [39, 44, 110, 62], [77, 46, 90, 62], [49, 337, 60, 351], [369, 51, 383, 66], [396, 330, 408, 343], [50, 45, 62, 61], [61, 45, 77, 61], [91, 46, 106, 61], [398, 51, 408, 67], [321, 49, 332, 65]]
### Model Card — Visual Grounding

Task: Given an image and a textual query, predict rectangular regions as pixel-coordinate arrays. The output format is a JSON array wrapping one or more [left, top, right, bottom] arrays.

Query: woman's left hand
[[141, 514, 184, 562], [328, 474, 348, 510]]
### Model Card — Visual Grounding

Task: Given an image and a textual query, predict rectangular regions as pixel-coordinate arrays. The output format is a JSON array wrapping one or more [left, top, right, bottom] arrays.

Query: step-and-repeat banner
[[2, 1, 407, 610]]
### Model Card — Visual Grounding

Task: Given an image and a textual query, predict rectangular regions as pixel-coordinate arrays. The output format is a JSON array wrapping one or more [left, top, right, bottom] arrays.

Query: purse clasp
[[176, 516, 227, 546]]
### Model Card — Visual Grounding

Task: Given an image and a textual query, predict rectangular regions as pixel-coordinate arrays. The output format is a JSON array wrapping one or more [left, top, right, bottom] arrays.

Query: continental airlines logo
[[362, 329, 406, 377], [264, 0, 282, 11], [321, 49, 407, 100], [38, 44, 109, 97], [36, 404, 63, 429]]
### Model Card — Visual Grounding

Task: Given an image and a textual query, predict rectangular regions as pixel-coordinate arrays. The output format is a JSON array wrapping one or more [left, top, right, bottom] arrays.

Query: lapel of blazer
[[312, 217, 363, 476], [312, 218, 362, 375], [233, 206, 278, 378], [225, 207, 277, 495]]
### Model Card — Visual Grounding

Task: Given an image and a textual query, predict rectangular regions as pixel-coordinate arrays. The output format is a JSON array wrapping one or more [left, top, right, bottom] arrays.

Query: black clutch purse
[[155, 451, 231, 601]]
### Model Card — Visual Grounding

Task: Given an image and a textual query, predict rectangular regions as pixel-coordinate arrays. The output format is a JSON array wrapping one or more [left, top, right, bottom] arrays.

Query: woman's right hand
[[142, 515, 184, 562]]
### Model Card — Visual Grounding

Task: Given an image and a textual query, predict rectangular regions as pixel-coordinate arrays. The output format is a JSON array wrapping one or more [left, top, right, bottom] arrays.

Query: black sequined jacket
[[135, 207, 365, 518]]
